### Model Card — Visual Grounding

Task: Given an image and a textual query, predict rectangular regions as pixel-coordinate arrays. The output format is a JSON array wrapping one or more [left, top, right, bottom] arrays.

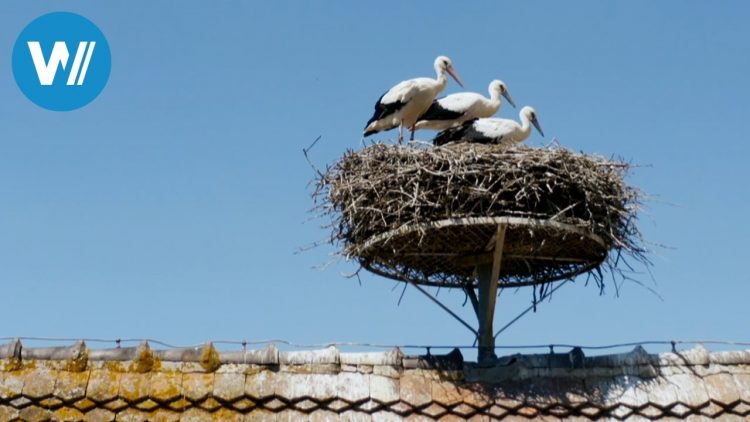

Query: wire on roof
[[1, 336, 750, 354]]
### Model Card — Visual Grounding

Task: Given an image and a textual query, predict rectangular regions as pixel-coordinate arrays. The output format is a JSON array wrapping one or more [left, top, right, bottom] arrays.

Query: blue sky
[[1, 1, 749, 359]]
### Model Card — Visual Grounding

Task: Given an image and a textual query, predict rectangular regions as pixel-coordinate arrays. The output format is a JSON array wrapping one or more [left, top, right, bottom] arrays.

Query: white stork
[[415, 80, 516, 131], [433, 106, 544, 146], [363, 56, 463, 142]]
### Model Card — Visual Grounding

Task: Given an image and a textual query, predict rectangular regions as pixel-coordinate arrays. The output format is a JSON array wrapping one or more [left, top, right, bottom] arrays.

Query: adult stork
[[364, 56, 463, 142], [415, 80, 516, 131], [433, 106, 544, 146]]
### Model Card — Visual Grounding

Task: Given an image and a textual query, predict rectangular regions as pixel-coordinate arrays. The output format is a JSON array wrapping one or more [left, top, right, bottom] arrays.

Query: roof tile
[[641, 377, 680, 408], [54, 370, 89, 402], [87, 370, 120, 403], [211, 408, 243, 421], [309, 373, 338, 400], [213, 372, 245, 401], [277, 409, 311, 421], [341, 409, 373, 421], [703, 372, 741, 405], [337, 372, 370, 403], [309, 409, 340, 421], [133, 398, 159, 411], [731, 400, 750, 416], [371, 410, 401, 421], [196, 397, 222, 412], [182, 373, 213, 402], [400, 374, 431, 407], [732, 373, 750, 402], [22, 368, 56, 399], [244, 370, 275, 400], [430, 380, 463, 407], [244, 409, 278, 421], [0, 371, 24, 400], [148, 372, 182, 403], [274, 372, 313, 399], [145, 408, 180, 422], [699, 401, 726, 418], [294, 398, 318, 412], [370, 375, 399, 404], [18, 406, 51, 422], [103, 398, 128, 412], [280, 346, 339, 365], [0, 405, 20, 421], [403, 414, 432, 421], [421, 403, 447, 418], [82, 407, 115, 422], [178, 408, 213, 422], [166, 397, 191, 411], [118, 373, 150, 403], [669, 373, 711, 406], [52, 407, 84, 422]]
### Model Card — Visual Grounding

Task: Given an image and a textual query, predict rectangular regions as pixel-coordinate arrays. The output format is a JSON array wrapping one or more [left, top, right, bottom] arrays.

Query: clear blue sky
[[1, 1, 749, 359]]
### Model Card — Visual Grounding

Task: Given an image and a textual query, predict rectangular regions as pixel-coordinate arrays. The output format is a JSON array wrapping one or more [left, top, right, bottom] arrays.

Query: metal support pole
[[476, 224, 506, 363]]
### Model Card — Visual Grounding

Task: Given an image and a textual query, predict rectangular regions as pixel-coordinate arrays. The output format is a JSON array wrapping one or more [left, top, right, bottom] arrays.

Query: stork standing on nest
[[363, 56, 464, 142], [415, 80, 516, 132], [433, 106, 544, 146]]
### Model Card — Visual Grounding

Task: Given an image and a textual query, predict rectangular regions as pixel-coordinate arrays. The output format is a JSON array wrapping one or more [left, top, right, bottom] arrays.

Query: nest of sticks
[[313, 142, 648, 290]]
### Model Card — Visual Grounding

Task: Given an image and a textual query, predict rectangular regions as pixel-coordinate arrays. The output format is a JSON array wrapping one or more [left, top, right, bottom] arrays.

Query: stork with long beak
[[433, 106, 544, 147], [415, 79, 516, 131], [364, 56, 463, 142]]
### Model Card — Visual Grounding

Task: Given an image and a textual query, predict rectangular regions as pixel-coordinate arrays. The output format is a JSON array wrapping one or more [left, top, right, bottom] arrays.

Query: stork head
[[434, 56, 464, 87], [489, 80, 516, 108], [521, 106, 544, 137]]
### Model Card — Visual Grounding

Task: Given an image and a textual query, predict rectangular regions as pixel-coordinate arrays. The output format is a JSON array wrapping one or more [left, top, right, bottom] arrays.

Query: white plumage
[[415, 80, 516, 131], [364, 56, 463, 142], [433, 106, 544, 146]]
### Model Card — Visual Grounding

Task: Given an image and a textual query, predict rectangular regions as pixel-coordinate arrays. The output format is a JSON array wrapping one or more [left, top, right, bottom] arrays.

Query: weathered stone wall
[[0, 340, 748, 421]]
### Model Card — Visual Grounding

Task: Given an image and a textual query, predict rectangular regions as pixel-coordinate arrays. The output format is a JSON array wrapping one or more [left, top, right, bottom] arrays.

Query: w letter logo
[[12, 12, 111, 111], [27, 41, 96, 86]]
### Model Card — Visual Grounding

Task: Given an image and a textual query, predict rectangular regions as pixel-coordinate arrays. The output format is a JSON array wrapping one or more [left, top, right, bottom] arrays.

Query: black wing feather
[[433, 119, 476, 146], [433, 119, 500, 146], [363, 92, 406, 136], [417, 99, 465, 123]]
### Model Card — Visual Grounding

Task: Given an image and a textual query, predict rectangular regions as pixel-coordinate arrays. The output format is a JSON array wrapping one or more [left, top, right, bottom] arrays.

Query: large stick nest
[[313, 142, 648, 290]]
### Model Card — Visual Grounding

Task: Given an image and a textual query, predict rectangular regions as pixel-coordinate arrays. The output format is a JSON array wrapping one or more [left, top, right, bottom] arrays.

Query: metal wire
[[494, 279, 571, 339], [1, 336, 749, 353]]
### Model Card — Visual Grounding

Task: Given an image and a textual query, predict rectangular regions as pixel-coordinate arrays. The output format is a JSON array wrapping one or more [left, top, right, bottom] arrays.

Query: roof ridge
[[2, 339, 749, 371]]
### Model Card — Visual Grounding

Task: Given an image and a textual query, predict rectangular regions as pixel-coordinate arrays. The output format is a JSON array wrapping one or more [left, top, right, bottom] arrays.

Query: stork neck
[[519, 114, 532, 137], [435, 71, 448, 91], [487, 90, 502, 110], [489, 89, 501, 102]]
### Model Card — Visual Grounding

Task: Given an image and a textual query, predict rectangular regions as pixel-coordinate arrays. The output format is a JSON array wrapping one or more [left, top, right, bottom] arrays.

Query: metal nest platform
[[314, 143, 647, 362], [356, 216, 607, 289]]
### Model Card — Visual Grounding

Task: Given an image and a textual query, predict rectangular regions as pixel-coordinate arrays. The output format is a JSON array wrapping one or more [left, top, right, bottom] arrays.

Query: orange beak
[[447, 65, 464, 88]]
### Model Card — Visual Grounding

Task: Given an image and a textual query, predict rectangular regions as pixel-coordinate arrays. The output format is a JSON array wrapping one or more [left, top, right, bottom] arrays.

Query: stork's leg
[[410, 125, 416, 141], [398, 122, 404, 144]]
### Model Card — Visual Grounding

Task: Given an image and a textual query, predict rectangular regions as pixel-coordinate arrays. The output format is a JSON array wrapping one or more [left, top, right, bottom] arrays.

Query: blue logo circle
[[12, 12, 111, 112]]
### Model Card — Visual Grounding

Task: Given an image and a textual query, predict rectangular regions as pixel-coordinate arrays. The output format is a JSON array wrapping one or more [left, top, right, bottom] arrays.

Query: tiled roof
[[0, 339, 748, 420]]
